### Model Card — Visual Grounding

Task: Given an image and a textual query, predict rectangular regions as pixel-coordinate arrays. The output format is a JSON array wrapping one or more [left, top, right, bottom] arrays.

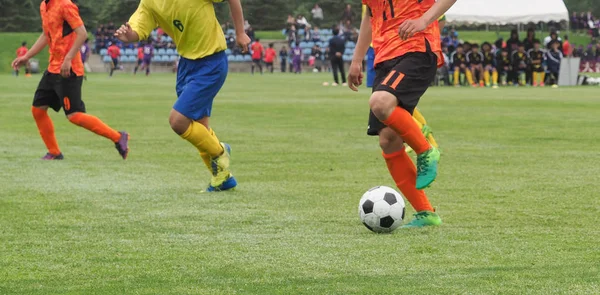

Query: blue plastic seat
[[346, 41, 356, 49], [234, 55, 244, 62], [125, 48, 134, 55], [157, 48, 167, 55], [169, 55, 178, 62], [302, 48, 312, 55], [306, 41, 315, 48], [343, 55, 352, 62], [344, 48, 354, 55], [166, 48, 175, 55], [227, 29, 235, 35], [227, 55, 235, 62], [225, 49, 232, 55], [299, 41, 309, 49], [243, 55, 252, 62], [102, 55, 112, 63], [100, 48, 108, 56]]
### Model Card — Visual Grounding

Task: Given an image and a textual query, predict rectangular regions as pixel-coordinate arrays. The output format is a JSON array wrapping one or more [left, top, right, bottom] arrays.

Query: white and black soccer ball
[[358, 186, 406, 233]]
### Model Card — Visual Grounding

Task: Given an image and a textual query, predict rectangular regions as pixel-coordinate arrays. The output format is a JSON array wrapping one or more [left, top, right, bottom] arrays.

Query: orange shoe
[[25, 73, 32, 77], [471, 84, 479, 88], [532, 82, 538, 87], [540, 82, 545, 87], [479, 82, 485, 87]]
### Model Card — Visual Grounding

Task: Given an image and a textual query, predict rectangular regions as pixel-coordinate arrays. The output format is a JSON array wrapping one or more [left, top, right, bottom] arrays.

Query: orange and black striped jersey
[[363, 0, 442, 67], [40, 0, 85, 76]]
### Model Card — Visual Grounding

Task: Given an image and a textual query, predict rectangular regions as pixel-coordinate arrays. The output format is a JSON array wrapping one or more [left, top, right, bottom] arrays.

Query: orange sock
[[383, 150, 433, 212], [68, 113, 121, 142], [382, 107, 431, 154], [32, 107, 61, 155]]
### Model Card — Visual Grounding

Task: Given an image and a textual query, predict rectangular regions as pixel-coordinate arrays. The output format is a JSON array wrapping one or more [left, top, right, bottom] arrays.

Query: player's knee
[[369, 92, 396, 118], [31, 106, 48, 118], [379, 128, 403, 152], [169, 113, 189, 135]]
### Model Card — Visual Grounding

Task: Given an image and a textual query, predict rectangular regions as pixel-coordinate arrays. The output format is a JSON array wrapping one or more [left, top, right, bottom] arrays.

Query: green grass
[[1, 72, 599, 294], [0, 33, 49, 73], [256, 30, 286, 40], [451, 30, 591, 47]]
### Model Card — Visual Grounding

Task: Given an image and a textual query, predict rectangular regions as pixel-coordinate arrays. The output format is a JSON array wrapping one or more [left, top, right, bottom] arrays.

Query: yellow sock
[[484, 71, 491, 86], [199, 128, 219, 171], [492, 70, 498, 85], [453, 70, 460, 85], [540, 72, 546, 84], [466, 70, 475, 85], [533, 72, 539, 84], [412, 108, 428, 125], [181, 121, 224, 158]]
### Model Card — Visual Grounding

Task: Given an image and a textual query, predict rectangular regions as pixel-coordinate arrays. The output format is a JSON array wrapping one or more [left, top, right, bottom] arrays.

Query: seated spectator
[[312, 27, 321, 42], [341, 4, 355, 25], [544, 31, 562, 52], [296, 14, 310, 30], [522, 28, 537, 51], [545, 40, 563, 86], [343, 20, 358, 42], [506, 29, 520, 53], [226, 33, 236, 50], [286, 15, 295, 29], [311, 45, 323, 71], [246, 26, 255, 42], [244, 20, 251, 31], [287, 25, 297, 46]]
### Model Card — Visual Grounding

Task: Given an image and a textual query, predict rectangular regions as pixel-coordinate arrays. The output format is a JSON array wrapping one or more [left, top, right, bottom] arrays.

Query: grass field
[[1, 72, 599, 294]]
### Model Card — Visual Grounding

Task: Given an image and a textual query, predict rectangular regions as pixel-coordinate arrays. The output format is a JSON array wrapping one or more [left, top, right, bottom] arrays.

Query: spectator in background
[[328, 27, 346, 86], [279, 46, 288, 73], [343, 20, 358, 42], [296, 15, 310, 30], [246, 26, 255, 42], [512, 43, 528, 86], [341, 4, 355, 25], [571, 12, 579, 33], [286, 15, 295, 29], [506, 30, 520, 54], [545, 31, 562, 51], [522, 28, 537, 51], [244, 20, 251, 31], [311, 4, 324, 27], [312, 26, 321, 42], [107, 22, 116, 35], [312, 44, 323, 72], [287, 25, 297, 46], [562, 35, 572, 57], [264, 43, 277, 73], [251, 38, 264, 75], [292, 42, 302, 74], [226, 33, 236, 50]]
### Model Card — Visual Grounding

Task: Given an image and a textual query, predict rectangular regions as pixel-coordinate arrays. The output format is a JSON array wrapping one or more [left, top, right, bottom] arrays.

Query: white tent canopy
[[445, 0, 569, 25]]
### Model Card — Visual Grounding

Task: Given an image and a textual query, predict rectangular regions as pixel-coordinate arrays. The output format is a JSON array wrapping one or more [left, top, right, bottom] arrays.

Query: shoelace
[[413, 212, 430, 220], [416, 153, 428, 176]]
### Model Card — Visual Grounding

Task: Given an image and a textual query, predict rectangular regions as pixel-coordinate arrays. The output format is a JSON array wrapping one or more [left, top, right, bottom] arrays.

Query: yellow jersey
[[129, 0, 227, 60]]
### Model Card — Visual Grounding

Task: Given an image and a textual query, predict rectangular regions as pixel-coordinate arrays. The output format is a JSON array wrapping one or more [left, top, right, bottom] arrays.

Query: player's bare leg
[[370, 91, 440, 189], [169, 109, 236, 192], [379, 127, 441, 228]]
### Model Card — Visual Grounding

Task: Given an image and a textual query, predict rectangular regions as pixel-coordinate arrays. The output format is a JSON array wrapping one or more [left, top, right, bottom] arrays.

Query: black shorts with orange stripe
[[367, 50, 438, 136], [33, 70, 85, 115]]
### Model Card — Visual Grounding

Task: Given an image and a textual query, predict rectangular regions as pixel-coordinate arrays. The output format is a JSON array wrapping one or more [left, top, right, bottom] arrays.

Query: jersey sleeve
[[61, 2, 84, 29], [129, 1, 157, 41]]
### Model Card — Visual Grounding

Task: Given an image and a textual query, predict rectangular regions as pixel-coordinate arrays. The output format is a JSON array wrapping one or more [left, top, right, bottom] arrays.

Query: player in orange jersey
[[15, 42, 31, 77], [348, 0, 457, 228], [12, 0, 129, 160]]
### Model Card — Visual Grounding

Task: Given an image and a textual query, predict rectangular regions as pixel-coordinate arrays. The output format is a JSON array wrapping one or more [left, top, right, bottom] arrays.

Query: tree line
[[0, 0, 596, 32]]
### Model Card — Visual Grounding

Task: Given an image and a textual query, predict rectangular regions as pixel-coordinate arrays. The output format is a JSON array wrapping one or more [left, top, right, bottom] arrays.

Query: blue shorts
[[174, 51, 228, 120], [366, 47, 376, 88]]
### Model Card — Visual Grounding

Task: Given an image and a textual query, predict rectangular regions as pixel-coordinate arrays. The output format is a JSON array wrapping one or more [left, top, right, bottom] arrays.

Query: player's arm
[[226, 0, 251, 53], [116, 2, 155, 43], [398, 0, 457, 40], [348, 9, 372, 91], [61, 2, 87, 77]]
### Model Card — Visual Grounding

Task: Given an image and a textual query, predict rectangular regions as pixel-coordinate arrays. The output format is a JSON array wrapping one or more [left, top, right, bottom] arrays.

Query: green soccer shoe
[[416, 146, 440, 189], [401, 211, 442, 228]]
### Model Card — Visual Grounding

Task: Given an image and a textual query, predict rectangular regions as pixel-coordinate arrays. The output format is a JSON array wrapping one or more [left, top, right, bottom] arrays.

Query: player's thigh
[[174, 54, 228, 121], [373, 52, 437, 114], [57, 75, 86, 115], [33, 71, 61, 112]]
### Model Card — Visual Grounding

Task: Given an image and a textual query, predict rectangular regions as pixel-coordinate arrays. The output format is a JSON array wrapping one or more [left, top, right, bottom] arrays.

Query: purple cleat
[[115, 131, 129, 160], [41, 153, 64, 160]]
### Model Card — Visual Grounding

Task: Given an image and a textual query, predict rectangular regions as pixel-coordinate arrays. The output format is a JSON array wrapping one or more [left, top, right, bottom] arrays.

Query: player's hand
[[11, 56, 29, 70], [236, 33, 251, 54], [398, 17, 428, 40], [347, 62, 363, 92], [60, 58, 72, 78], [114, 23, 136, 43]]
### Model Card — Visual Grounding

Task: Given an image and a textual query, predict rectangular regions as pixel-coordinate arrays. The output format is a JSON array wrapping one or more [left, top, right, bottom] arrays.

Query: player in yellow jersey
[[115, 0, 250, 192], [361, 5, 440, 153]]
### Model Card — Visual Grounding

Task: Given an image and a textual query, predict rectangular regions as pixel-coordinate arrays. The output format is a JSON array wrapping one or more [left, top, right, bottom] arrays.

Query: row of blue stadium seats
[[103, 55, 177, 63], [99, 48, 177, 56], [281, 28, 336, 36], [297, 41, 356, 49]]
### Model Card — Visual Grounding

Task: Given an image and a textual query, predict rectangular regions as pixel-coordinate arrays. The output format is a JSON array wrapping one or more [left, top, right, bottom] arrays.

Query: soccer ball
[[322, 82, 330, 86], [358, 186, 406, 233]]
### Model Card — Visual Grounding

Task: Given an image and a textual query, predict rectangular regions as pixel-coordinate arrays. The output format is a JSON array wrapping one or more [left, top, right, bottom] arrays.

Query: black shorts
[[367, 48, 438, 136], [252, 58, 261, 64], [532, 66, 544, 72], [112, 58, 119, 67], [265, 62, 273, 66], [137, 58, 143, 65], [33, 71, 85, 115]]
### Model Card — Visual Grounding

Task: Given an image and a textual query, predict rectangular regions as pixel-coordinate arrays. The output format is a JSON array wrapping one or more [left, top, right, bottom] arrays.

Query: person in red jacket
[[264, 43, 277, 73], [15, 42, 31, 77], [251, 38, 264, 75]]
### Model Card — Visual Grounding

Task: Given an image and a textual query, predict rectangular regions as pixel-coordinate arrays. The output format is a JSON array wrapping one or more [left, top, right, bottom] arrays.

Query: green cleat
[[416, 146, 440, 189], [401, 211, 442, 228]]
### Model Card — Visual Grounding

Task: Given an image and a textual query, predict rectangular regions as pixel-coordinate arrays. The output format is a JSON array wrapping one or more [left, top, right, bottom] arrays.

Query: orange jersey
[[16, 46, 28, 57], [137, 47, 144, 59], [107, 45, 121, 59], [264, 48, 276, 63], [251, 42, 264, 59], [40, 0, 85, 76], [363, 0, 442, 67]]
